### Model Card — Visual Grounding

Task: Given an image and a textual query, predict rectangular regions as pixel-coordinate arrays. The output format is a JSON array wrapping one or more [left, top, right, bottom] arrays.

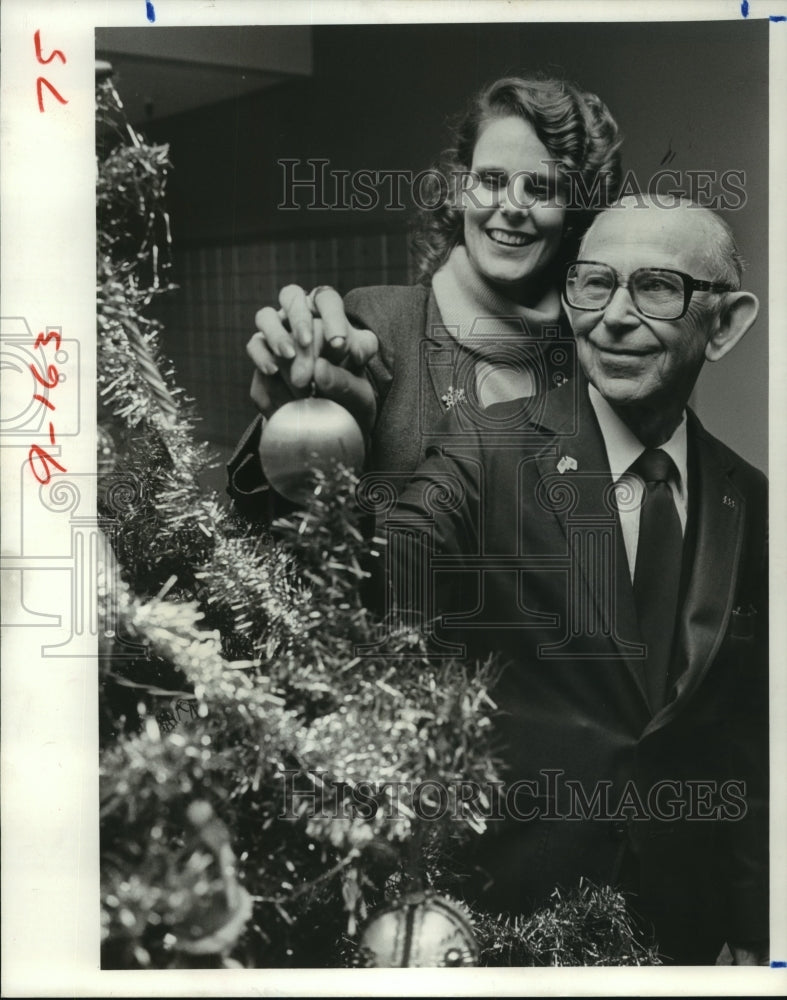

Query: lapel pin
[[722, 494, 736, 509], [557, 455, 578, 475]]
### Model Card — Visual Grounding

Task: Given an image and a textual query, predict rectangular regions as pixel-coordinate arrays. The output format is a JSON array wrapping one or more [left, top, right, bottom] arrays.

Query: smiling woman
[[460, 116, 566, 305], [412, 75, 622, 288]]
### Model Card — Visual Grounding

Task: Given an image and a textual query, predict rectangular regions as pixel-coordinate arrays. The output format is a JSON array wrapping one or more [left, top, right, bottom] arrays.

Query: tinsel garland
[[472, 881, 660, 966], [96, 75, 501, 967], [96, 73, 660, 969]]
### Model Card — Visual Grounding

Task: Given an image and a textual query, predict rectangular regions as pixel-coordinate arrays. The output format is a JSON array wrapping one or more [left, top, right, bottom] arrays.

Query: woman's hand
[[247, 284, 379, 435]]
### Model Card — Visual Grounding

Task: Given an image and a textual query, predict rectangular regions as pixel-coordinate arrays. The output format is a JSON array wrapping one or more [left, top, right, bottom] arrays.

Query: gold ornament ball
[[259, 397, 365, 503], [358, 891, 478, 967]]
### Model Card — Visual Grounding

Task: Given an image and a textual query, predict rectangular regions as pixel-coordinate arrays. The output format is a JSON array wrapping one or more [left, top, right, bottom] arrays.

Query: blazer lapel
[[644, 415, 745, 735], [533, 380, 650, 707], [422, 292, 458, 411]]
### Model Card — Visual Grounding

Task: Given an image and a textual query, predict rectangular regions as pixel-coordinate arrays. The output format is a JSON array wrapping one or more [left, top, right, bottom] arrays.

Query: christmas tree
[[96, 71, 659, 969]]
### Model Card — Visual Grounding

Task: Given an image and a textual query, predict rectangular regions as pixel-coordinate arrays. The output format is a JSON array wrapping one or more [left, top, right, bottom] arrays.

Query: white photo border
[[1, 1, 786, 995]]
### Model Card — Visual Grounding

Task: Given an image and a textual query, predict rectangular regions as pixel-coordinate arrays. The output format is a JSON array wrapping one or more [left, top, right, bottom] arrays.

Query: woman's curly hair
[[410, 75, 624, 284]]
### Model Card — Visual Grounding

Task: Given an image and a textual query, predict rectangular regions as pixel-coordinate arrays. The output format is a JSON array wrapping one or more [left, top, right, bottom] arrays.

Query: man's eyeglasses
[[563, 261, 733, 321]]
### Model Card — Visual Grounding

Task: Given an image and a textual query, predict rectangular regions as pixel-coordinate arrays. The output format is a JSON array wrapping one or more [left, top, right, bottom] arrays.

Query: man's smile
[[589, 341, 660, 358]]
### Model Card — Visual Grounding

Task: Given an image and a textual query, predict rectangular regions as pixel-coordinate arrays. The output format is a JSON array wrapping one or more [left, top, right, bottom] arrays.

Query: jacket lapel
[[644, 414, 745, 735], [532, 380, 651, 707], [423, 291, 458, 410]]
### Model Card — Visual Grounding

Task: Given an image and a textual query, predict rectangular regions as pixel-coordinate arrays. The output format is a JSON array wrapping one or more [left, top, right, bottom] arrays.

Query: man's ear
[[705, 291, 759, 362]]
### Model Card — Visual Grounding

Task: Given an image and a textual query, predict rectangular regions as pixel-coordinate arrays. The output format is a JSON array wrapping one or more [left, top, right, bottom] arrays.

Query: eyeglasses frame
[[563, 260, 734, 320]]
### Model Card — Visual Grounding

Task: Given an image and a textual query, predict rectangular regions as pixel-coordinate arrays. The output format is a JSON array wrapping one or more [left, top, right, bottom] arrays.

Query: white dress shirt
[[587, 384, 688, 581]]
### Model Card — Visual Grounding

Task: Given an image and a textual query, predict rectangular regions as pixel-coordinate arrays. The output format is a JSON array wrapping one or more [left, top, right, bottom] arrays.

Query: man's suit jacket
[[389, 376, 768, 960]]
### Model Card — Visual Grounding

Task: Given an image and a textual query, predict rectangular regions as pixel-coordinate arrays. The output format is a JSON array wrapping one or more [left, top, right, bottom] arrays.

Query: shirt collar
[[587, 383, 688, 499]]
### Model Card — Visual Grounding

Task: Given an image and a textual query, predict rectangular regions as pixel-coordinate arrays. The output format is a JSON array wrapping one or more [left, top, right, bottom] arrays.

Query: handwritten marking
[[34, 30, 68, 113], [771, 960, 786, 967], [740, 1, 785, 17], [36, 78, 68, 113], [34, 29, 66, 65], [28, 444, 66, 484], [146, 1, 156, 23], [31, 361, 59, 390], [27, 328, 67, 485], [33, 394, 55, 412]]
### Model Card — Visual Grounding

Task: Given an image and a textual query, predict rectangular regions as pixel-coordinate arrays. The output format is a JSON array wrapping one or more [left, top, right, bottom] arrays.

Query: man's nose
[[602, 284, 640, 329]]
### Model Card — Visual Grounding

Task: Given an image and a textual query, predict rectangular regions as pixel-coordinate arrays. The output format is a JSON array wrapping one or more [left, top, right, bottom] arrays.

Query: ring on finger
[[307, 284, 336, 316]]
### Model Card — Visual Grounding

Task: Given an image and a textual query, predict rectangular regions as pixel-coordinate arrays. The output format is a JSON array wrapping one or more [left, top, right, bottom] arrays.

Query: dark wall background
[[100, 20, 769, 472]]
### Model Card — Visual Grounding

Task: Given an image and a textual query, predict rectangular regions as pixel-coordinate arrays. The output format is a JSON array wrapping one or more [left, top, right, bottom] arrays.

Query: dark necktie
[[630, 448, 683, 712]]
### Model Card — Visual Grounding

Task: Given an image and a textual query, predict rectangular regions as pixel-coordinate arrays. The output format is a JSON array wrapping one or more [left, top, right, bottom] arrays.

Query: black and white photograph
[[2, 1, 786, 995]]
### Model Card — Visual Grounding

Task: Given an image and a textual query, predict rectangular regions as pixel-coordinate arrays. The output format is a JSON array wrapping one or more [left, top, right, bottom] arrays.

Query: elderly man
[[387, 198, 767, 965]]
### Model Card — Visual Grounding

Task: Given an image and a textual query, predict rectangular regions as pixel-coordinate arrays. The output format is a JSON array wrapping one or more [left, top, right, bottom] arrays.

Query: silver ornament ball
[[358, 891, 478, 967], [259, 397, 365, 504]]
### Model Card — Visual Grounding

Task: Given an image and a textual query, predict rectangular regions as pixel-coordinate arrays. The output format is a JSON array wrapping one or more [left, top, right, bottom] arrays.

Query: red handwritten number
[[28, 445, 66, 486], [30, 362, 59, 390], [36, 77, 68, 114], [34, 329, 62, 350], [34, 394, 56, 412], [34, 30, 66, 65], [34, 31, 67, 113], [27, 327, 67, 484]]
